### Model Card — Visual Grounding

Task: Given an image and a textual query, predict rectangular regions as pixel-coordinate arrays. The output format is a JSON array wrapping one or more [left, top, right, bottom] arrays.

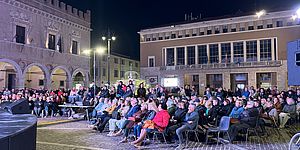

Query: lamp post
[[102, 35, 116, 86], [83, 47, 105, 98]]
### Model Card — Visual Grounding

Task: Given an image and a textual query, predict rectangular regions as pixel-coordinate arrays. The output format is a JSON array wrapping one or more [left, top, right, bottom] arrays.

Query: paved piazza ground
[[37, 117, 300, 150]]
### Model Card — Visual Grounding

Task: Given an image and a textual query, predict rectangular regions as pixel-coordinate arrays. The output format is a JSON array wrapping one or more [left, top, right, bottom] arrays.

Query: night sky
[[61, 0, 300, 60]]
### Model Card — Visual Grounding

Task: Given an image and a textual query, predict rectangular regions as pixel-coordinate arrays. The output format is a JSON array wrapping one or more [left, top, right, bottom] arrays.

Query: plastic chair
[[185, 126, 202, 145], [245, 117, 260, 142], [152, 130, 167, 144], [205, 116, 231, 145]]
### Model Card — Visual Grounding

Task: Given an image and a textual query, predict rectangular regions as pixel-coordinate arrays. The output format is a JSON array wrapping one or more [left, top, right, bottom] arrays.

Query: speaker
[[4, 99, 31, 114]]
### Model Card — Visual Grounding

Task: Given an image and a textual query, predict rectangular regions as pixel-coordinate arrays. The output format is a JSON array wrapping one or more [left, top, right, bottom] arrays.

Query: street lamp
[[83, 47, 105, 98], [256, 10, 266, 18], [102, 35, 116, 85]]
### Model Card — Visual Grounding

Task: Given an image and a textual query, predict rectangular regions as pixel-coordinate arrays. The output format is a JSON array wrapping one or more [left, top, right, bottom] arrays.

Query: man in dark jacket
[[99, 86, 109, 98], [175, 104, 199, 149], [228, 101, 259, 142], [137, 83, 146, 98]]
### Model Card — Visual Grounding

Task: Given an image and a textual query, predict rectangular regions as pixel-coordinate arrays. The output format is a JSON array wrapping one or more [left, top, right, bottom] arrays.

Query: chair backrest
[[219, 116, 231, 131]]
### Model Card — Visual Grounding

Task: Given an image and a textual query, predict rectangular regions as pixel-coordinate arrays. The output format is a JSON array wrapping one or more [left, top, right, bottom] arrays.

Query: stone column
[[223, 72, 231, 90], [17, 77, 25, 89], [248, 71, 256, 89], [45, 77, 51, 90], [199, 73, 206, 96]]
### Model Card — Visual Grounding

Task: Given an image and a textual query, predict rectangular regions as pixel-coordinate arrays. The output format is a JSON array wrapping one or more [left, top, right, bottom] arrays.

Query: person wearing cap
[[228, 100, 259, 142]]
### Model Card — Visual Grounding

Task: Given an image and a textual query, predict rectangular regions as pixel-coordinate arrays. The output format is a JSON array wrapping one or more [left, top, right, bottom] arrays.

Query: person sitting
[[119, 103, 148, 143], [133, 102, 156, 139], [107, 98, 140, 136], [91, 98, 109, 119], [192, 98, 205, 129], [175, 104, 199, 149], [99, 86, 109, 98], [229, 100, 244, 122], [130, 103, 170, 147], [216, 98, 233, 123], [279, 97, 297, 128], [228, 101, 259, 142], [207, 98, 221, 125], [123, 86, 133, 99], [166, 100, 187, 142], [96, 99, 123, 133]]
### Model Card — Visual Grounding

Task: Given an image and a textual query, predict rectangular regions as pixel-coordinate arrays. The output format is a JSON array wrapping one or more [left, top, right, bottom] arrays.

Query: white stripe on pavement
[[37, 141, 107, 150], [38, 127, 90, 130]]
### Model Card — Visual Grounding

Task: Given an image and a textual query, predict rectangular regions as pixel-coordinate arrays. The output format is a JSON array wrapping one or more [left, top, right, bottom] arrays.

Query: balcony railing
[[160, 60, 283, 71]]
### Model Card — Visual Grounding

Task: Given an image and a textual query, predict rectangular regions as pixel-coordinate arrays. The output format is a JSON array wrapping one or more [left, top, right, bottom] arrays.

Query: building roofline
[[139, 8, 297, 34]]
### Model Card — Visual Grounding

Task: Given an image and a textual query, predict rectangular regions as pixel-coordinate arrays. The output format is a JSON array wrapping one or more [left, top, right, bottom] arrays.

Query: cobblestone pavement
[[37, 119, 300, 150]]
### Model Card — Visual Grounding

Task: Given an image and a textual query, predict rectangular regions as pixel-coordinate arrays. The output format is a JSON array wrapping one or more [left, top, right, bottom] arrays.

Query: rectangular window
[[114, 70, 118, 77], [206, 74, 223, 89], [166, 48, 175, 66], [114, 58, 118, 64], [39, 80, 44, 86], [209, 44, 219, 63], [176, 47, 185, 65], [223, 26, 228, 33], [57, 36, 63, 53], [48, 34, 56, 50], [246, 40, 257, 61], [239, 27, 245, 31], [121, 59, 125, 65], [198, 45, 208, 64], [171, 34, 176, 39], [276, 21, 283, 27], [148, 56, 155, 67], [135, 62, 138, 67], [267, 24, 273, 28], [158, 37, 163, 40], [192, 33, 197, 36], [215, 29, 220, 34], [178, 35, 183, 38], [257, 25, 263, 29], [207, 30, 212, 35], [120, 71, 125, 78], [231, 28, 236, 32], [221, 43, 231, 63], [165, 36, 170, 39], [248, 26, 254, 30], [16, 25, 25, 44], [187, 46, 195, 65], [146, 38, 151, 41], [102, 68, 106, 76], [71, 40, 78, 54], [296, 53, 300, 66], [129, 61, 132, 66], [60, 81, 64, 87], [260, 39, 272, 61], [199, 32, 204, 35], [185, 34, 190, 37], [233, 42, 244, 63]]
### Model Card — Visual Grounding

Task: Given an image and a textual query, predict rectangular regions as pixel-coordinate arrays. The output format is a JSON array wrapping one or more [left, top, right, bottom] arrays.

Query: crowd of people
[[85, 82, 300, 148], [1, 82, 300, 148]]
